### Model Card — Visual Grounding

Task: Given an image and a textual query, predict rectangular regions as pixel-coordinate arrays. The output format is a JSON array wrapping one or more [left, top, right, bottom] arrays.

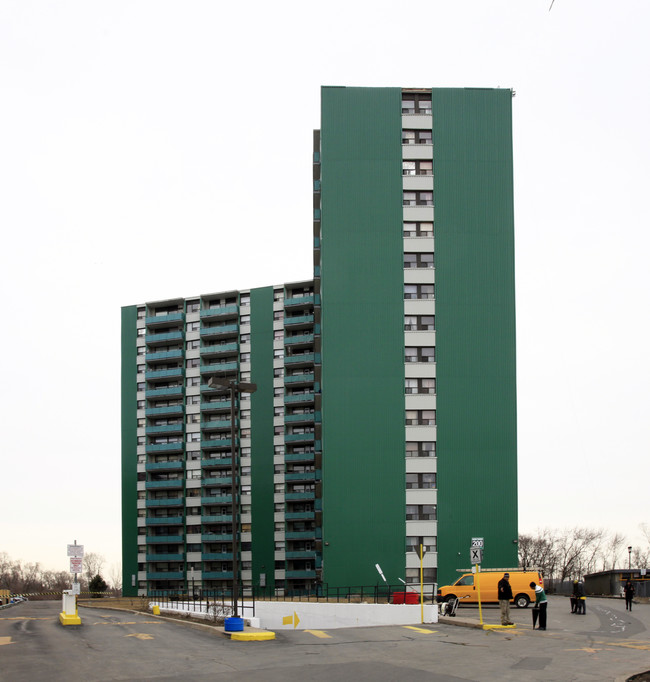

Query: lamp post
[[207, 376, 257, 619], [628, 546, 632, 571]]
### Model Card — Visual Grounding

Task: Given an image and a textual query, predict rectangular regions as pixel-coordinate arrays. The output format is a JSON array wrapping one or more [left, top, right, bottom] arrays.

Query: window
[[406, 504, 437, 520], [274, 330, 283, 340], [187, 301, 200, 313], [137, 382, 145, 392], [402, 94, 432, 115], [240, 352, 250, 362], [406, 473, 437, 489], [137, 400, 145, 409], [402, 129, 432, 145], [240, 315, 250, 325], [187, 340, 200, 350], [403, 222, 434, 238], [402, 160, 433, 176], [186, 376, 200, 387], [405, 378, 436, 394], [405, 347, 435, 363], [404, 284, 435, 300], [404, 253, 434, 269], [406, 536, 437, 553], [274, 349, 284, 358], [405, 410, 436, 426], [137, 364, 145, 374], [186, 432, 200, 442], [403, 191, 433, 206], [187, 414, 200, 424], [187, 321, 200, 332], [186, 358, 200, 368], [240, 333, 250, 344], [186, 395, 200, 405], [404, 315, 435, 331], [273, 311, 284, 321], [408, 442, 434, 457], [240, 294, 250, 306]]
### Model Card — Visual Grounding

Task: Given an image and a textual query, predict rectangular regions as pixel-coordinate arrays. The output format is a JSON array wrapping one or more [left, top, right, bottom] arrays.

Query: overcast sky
[[1, 1, 648, 577]]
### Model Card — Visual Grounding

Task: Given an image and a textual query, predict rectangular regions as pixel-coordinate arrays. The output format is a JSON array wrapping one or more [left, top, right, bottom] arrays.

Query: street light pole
[[628, 546, 632, 571], [208, 376, 257, 619]]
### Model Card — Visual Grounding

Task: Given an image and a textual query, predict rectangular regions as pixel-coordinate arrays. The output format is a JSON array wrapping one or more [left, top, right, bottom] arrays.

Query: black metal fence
[[148, 583, 437, 619]]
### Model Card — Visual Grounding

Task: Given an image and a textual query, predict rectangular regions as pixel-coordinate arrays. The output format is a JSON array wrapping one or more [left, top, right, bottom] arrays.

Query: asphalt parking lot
[[0, 596, 648, 681]]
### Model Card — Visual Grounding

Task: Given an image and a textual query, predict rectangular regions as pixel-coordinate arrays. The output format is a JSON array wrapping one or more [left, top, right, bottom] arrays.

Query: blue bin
[[224, 616, 244, 632]]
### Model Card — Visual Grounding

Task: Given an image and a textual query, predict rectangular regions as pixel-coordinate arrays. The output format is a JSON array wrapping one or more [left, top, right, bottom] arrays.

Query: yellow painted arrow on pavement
[[282, 611, 300, 628], [125, 633, 154, 640], [0, 637, 14, 646]]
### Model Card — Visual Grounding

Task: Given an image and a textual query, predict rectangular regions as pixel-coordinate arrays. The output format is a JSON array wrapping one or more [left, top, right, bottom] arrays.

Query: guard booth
[[584, 569, 649, 598]]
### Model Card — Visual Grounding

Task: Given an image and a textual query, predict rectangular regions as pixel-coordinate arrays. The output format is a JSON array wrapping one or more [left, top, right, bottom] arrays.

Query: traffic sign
[[471, 537, 484, 548], [67, 544, 84, 558], [70, 558, 83, 574], [470, 547, 483, 564]]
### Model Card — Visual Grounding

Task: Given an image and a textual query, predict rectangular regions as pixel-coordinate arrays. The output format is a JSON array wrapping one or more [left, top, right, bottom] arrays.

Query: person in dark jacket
[[624, 580, 635, 611], [498, 573, 514, 625], [575, 579, 586, 614], [571, 580, 579, 613]]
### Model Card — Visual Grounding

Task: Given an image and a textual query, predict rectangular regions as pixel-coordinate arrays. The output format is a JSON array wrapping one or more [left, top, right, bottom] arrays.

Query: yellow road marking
[[125, 633, 154, 640], [94, 620, 161, 626], [403, 626, 437, 634], [565, 647, 603, 653], [304, 630, 331, 639], [0, 636, 14, 646], [595, 640, 650, 651]]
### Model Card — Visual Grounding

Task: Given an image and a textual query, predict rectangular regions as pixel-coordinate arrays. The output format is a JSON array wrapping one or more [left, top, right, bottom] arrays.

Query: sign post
[[470, 538, 484, 625], [60, 541, 83, 626]]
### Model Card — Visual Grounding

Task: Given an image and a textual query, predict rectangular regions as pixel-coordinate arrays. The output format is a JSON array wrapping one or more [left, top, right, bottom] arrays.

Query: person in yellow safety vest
[[575, 579, 586, 614]]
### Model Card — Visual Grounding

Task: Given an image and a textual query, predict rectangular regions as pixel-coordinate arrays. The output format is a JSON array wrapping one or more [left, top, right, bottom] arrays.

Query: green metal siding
[[320, 87, 406, 586], [121, 305, 139, 596], [433, 89, 518, 584], [250, 287, 276, 590]]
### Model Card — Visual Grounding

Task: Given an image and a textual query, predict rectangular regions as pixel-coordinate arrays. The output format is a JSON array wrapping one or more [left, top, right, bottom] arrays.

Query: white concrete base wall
[[252, 601, 438, 630]]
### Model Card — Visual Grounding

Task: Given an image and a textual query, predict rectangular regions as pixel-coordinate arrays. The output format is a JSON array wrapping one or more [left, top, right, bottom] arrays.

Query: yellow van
[[438, 570, 543, 608]]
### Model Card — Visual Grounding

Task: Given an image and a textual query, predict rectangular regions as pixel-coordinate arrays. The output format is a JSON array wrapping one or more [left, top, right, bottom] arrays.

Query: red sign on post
[[70, 558, 83, 574]]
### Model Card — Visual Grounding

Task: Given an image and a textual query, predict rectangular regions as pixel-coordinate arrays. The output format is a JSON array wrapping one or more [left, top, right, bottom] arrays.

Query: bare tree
[[601, 532, 627, 571], [83, 552, 106, 584], [109, 563, 123, 592]]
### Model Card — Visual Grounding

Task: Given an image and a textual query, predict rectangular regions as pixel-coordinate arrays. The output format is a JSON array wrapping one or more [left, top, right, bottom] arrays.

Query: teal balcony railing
[[146, 571, 184, 580], [145, 516, 184, 525], [200, 361, 238, 374], [145, 442, 184, 453], [285, 491, 315, 501], [145, 312, 185, 327], [284, 314, 314, 327], [146, 424, 184, 436], [145, 405, 183, 417], [200, 342, 238, 357], [284, 295, 315, 307], [146, 331, 184, 345], [285, 432, 315, 443], [145, 460, 184, 472], [200, 305, 239, 320], [146, 553, 184, 562], [146, 349, 183, 362], [285, 393, 314, 404], [200, 324, 239, 338], [284, 373, 314, 385], [284, 471, 316, 482], [201, 438, 232, 450], [201, 495, 232, 505], [145, 367, 184, 381], [285, 334, 314, 346], [201, 533, 233, 542], [145, 386, 184, 399], [146, 535, 184, 544], [202, 553, 233, 561], [145, 479, 184, 490], [145, 498, 184, 507], [200, 457, 232, 468], [285, 569, 317, 579], [202, 571, 233, 580]]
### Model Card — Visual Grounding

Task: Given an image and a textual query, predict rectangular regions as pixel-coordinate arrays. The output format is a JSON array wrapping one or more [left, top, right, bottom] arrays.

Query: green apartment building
[[121, 86, 518, 597]]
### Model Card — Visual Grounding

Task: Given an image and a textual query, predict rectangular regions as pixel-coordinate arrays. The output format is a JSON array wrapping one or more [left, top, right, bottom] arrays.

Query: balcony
[[285, 511, 315, 520], [202, 476, 232, 486], [284, 353, 319, 367], [285, 551, 316, 559], [146, 349, 183, 362], [285, 334, 314, 347], [201, 514, 232, 524], [200, 361, 238, 375], [200, 399, 231, 413], [284, 452, 315, 463], [145, 312, 185, 327], [284, 412, 315, 424], [145, 385, 183, 399], [146, 424, 184, 436], [145, 459, 184, 472], [201, 438, 232, 451], [145, 367, 184, 381], [146, 535, 184, 544], [201, 533, 233, 542], [202, 553, 233, 561], [200, 304, 239, 321], [146, 516, 184, 525], [145, 442, 184, 454], [201, 495, 232, 505], [146, 330, 184, 346], [285, 569, 317, 579], [284, 372, 314, 386], [201, 342, 238, 358], [146, 553, 184, 562], [145, 404, 183, 417], [145, 498, 184, 507], [285, 432, 315, 443], [285, 393, 314, 405], [201, 456, 232, 468], [285, 491, 315, 501], [202, 571, 233, 580], [284, 471, 316, 482], [284, 314, 314, 328], [146, 571, 185, 580], [285, 531, 316, 540], [201, 419, 233, 432], [200, 324, 239, 339], [284, 295, 316, 308], [145, 479, 184, 490]]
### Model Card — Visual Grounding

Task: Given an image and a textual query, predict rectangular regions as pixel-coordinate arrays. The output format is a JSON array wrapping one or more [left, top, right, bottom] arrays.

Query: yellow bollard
[[152, 605, 160, 615]]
